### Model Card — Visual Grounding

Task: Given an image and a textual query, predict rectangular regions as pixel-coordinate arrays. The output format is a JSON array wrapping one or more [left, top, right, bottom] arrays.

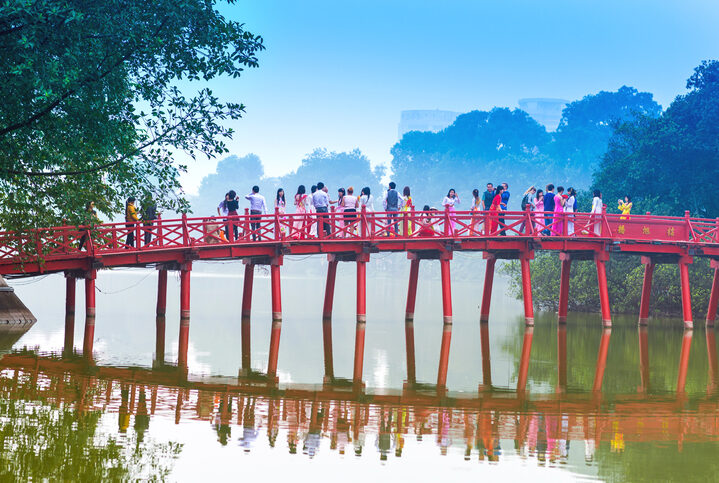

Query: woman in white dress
[[564, 187, 576, 235], [442, 188, 460, 235], [590, 189, 603, 236]]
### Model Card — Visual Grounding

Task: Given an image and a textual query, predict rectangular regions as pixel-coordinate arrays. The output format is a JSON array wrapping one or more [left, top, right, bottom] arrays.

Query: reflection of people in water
[[134, 386, 150, 444], [239, 397, 258, 452], [118, 384, 131, 433], [377, 408, 392, 461], [267, 400, 280, 448], [304, 402, 323, 458], [438, 408, 451, 456], [394, 407, 407, 458], [214, 394, 232, 446], [463, 412, 475, 461], [336, 402, 351, 455], [287, 400, 300, 454]]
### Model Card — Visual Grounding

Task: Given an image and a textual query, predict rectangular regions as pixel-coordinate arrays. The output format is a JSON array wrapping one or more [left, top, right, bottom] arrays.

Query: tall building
[[398, 109, 460, 139], [517, 98, 569, 131]]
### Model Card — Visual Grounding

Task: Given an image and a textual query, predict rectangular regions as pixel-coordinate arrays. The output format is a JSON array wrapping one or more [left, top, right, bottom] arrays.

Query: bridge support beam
[[480, 254, 496, 322], [353, 254, 369, 384], [82, 270, 97, 358], [241, 263, 254, 373], [520, 251, 534, 326], [405, 258, 420, 321], [155, 269, 167, 363], [64, 274, 76, 354], [592, 328, 611, 392], [480, 321, 491, 387], [558, 253, 571, 324], [679, 256, 693, 329], [156, 269, 167, 317], [708, 329, 718, 394], [516, 326, 533, 393], [557, 325, 567, 392], [267, 259, 283, 379], [322, 257, 338, 379], [706, 261, 719, 327], [677, 329, 693, 393], [177, 263, 191, 368], [594, 252, 612, 327], [639, 326, 650, 393], [405, 259, 419, 384], [638, 257, 654, 326], [437, 254, 453, 389]]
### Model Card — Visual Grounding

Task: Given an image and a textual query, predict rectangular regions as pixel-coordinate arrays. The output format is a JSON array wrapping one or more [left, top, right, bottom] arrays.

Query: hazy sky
[[181, 0, 719, 194]]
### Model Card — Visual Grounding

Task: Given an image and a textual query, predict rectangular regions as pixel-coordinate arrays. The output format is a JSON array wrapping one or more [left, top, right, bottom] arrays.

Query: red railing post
[[329, 206, 336, 239], [685, 210, 692, 241], [135, 221, 142, 249], [443, 205, 450, 237], [274, 207, 281, 241], [181, 213, 190, 246], [402, 209, 409, 238], [602, 204, 608, 237], [525, 204, 533, 236], [360, 205, 368, 239], [156, 213, 164, 247], [243, 208, 250, 241]]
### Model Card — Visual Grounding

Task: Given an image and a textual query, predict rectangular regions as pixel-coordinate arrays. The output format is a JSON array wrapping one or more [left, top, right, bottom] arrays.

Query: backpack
[[521, 193, 530, 211], [386, 189, 399, 210]]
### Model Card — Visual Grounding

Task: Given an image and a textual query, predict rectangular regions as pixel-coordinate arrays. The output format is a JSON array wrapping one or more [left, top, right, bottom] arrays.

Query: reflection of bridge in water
[[2, 333, 719, 463], [5, 208, 719, 388]]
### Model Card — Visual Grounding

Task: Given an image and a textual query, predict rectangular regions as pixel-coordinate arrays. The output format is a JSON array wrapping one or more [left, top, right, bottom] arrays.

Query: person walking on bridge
[[383, 182, 403, 235], [499, 183, 510, 235], [225, 190, 239, 241], [124, 197, 139, 248], [313, 182, 331, 236], [552, 186, 566, 236], [293, 185, 309, 239], [590, 189, 603, 236], [245, 186, 267, 241], [488, 185, 504, 235], [618, 195, 632, 220], [442, 188, 460, 235], [543, 184, 555, 235], [401, 186, 414, 235]]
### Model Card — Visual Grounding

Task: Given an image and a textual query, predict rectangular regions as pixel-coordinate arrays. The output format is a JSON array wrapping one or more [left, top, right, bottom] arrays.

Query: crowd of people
[[106, 182, 633, 248], [212, 181, 633, 240]]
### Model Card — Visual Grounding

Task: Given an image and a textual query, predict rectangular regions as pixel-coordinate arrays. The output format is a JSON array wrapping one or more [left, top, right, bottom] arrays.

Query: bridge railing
[[1, 208, 719, 266]]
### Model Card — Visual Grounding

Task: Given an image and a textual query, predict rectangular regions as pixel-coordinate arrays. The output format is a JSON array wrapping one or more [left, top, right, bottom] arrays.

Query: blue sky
[[181, 0, 719, 193]]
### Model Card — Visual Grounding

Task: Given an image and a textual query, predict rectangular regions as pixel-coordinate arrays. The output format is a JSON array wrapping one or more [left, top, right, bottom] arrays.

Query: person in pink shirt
[[551, 186, 566, 236]]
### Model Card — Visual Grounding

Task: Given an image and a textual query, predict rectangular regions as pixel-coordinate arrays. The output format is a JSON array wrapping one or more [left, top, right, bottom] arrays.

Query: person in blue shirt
[[499, 182, 510, 236]]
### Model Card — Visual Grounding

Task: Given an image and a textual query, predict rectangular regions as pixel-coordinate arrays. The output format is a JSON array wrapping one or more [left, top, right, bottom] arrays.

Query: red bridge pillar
[[558, 252, 571, 324], [177, 263, 192, 367], [267, 257, 283, 379], [639, 326, 650, 393], [322, 256, 338, 379], [707, 329, 718, 394], [516, 326, 533, 393], [405, 256, 420, 384], [353, 253, 369, 384], [64, 274, 76, 353], [82, 270, 97, 358], [638, 257, 654, 326], [592, 328, 611, 392], [480, 254, 496, 322], [679, 256, 693, 329], [437, 253, 453, 389], [706, 260, 719, 327], [677, 328, 693, 393], [520, 251, 534, 326], [594, 252, 612, 327], [557, 325, 567, 392], [480, 319, 491, 387], [241, 262, 254, 373], [155, 268, 167, 362]]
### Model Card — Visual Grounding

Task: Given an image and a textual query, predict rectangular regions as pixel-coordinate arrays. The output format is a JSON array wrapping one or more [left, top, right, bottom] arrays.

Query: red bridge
[[2, 207, 719, 387]]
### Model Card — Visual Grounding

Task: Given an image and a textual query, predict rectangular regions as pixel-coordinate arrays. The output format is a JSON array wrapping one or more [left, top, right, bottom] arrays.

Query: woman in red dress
[[488, 185, 504, 235]]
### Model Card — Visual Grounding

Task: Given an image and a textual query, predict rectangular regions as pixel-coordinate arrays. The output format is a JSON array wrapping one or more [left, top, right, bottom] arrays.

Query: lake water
[[2, 255, 718, 481]]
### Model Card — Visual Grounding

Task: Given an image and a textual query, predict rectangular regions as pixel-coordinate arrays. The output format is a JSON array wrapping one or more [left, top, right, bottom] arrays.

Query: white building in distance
[[398, 109, 460, 139], [517, 98, 569, 131]]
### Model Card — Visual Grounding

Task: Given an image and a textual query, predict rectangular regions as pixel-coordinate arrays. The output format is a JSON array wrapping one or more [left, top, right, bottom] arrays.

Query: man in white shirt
[[312, 182, 331, 236], [245, 185, 267, 240]]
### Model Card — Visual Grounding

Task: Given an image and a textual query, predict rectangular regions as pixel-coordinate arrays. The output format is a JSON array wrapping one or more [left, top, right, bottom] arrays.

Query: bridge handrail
[[0, 208, 718, 265]]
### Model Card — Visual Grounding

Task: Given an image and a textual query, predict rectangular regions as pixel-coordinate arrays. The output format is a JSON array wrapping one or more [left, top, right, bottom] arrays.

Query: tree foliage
[[0, 0, 264, 230], [389, 88, 659, 209], [594, 61, 719, 217]]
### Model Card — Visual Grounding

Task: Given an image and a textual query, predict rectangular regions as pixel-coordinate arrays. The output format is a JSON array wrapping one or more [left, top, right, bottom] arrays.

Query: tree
[[594, 61, 719, 217], [0, 0, 264, 230], [552, 86, 661, 185], [192, 154, 267, 217]]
